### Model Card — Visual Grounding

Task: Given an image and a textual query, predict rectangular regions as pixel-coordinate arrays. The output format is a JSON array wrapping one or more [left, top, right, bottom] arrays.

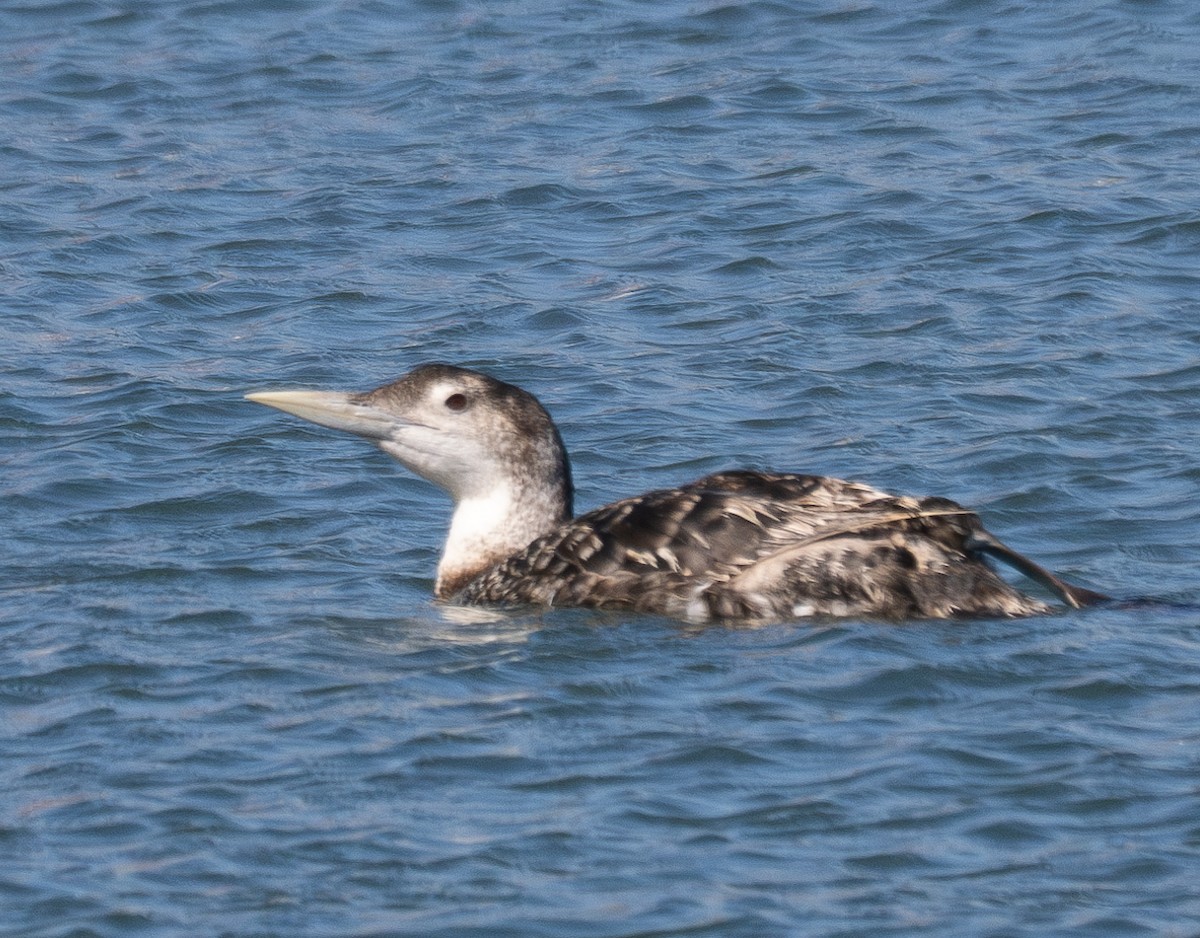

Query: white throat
[[437, 485, 541, 595], [443, 487, 514, 560], [434, 469, 572, 596]]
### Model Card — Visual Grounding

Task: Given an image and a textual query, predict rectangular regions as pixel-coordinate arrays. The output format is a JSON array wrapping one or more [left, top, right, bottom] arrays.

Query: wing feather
[[457, 470, 1052, 619]]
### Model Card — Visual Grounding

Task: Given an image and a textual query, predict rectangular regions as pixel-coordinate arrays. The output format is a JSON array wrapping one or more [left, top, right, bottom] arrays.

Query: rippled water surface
[[4, 1, 1200, 935]]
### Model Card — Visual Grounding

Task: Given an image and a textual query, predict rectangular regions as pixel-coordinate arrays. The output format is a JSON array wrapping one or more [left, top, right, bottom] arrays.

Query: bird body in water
[[247, 364, 1106, 621]]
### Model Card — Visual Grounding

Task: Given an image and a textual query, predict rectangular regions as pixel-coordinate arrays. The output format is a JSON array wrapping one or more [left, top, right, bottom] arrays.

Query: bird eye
[[444, 393, 468, 412]]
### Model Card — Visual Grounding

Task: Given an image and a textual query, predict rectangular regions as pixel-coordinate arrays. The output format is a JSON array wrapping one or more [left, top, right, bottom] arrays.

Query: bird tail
[[966, 531, 1109, 609]]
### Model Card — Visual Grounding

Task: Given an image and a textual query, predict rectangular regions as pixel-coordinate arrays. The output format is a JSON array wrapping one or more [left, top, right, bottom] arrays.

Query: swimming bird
[[246, 363, 1106, 621]]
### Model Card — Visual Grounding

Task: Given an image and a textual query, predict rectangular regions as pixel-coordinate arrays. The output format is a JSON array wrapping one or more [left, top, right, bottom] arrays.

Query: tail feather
[[966, 532, 1109, 609]]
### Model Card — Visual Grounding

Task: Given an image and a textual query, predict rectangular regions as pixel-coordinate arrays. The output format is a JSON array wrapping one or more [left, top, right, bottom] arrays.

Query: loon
[[246, 363, 1106, 621]]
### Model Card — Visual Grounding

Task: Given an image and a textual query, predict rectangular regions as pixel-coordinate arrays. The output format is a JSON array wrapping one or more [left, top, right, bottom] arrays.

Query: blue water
[[4, 1, 1200, 935]]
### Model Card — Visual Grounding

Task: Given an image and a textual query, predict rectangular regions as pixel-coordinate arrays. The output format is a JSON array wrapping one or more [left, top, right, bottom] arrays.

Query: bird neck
[[435, 479, 570, 598]]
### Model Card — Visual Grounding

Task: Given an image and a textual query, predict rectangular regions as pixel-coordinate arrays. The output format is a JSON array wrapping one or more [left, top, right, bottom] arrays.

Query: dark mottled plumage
[[247, 364, 1106, 622]]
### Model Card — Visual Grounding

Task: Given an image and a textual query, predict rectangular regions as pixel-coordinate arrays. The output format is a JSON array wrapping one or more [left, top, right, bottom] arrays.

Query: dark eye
[[444, 392, 468, 412]]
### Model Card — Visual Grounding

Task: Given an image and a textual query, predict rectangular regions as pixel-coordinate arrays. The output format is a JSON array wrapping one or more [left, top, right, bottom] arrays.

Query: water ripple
[[4, 0, 1200, 935]]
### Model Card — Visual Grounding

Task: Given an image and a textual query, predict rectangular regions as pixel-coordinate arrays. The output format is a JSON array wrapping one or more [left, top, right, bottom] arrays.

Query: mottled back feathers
[[459, 470, 1053, 620]]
